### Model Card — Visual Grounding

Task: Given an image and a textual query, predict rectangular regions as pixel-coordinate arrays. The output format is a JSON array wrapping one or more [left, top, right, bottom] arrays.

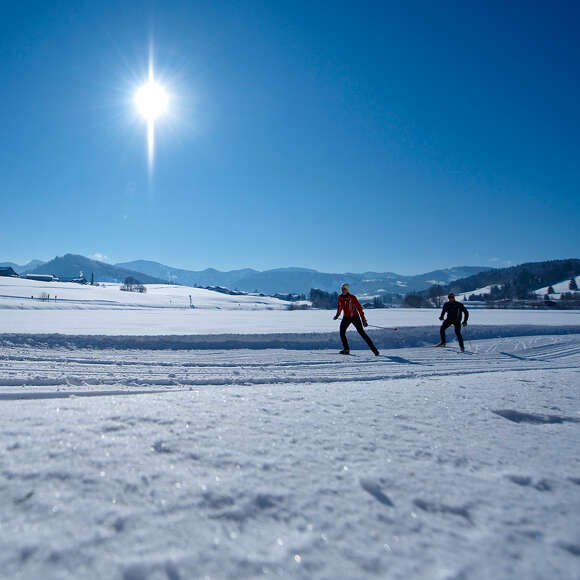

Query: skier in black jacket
[[436, 293, 469, 351]]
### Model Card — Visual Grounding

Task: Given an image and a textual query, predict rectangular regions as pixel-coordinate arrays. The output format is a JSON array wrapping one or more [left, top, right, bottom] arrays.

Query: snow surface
[[2, 289, 580, 579], [2, 307, 580, 337], [1, 335, 579, 579], [0, 277, 295, 311]]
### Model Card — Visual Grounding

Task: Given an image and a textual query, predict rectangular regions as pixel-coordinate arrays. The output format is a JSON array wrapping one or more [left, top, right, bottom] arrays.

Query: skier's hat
[[341, 283, 350, 291]]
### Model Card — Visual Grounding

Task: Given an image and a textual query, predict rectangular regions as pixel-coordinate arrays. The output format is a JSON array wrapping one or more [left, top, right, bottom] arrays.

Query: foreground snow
[[1, 335, 579, 579]]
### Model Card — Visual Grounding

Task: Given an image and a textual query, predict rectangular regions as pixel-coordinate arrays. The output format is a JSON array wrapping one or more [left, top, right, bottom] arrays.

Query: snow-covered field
[[2, 307, 580, 338], [1, 283, 580, 579], [0, 277, 294, 311], [2, 276, 579, 339]]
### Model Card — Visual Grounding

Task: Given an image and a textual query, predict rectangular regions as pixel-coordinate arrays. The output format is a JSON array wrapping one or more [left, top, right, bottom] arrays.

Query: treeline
[[467, 276, 578, 301], [421, 259, 580, 302], [120, 276, 146, 293], [448, 259, 579, 295], [308, 289, 339, 309], [307, 259, 580, 311], [308, 288, 399, 309]]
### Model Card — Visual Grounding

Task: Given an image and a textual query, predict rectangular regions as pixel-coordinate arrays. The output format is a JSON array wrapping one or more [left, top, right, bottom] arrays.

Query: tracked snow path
[[1, 335, 579, 396], [1, 335, 579, 579]]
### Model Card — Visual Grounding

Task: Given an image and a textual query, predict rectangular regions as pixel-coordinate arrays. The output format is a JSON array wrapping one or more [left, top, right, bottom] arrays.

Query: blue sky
[[1, 0, 578, 274]]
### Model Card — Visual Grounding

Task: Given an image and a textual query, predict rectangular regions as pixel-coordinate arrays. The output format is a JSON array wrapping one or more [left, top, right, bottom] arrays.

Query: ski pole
[[463, 327, 474, 351], [368, 324, 399, 331]]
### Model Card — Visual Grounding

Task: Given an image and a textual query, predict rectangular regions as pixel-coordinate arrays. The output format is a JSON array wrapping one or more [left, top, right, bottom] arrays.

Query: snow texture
[[1, 329, 580, 579]]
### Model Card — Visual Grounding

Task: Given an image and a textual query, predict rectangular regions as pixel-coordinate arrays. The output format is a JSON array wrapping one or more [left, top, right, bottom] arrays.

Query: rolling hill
[[425, 259, 580, 300], [27, 254, 168, 284]]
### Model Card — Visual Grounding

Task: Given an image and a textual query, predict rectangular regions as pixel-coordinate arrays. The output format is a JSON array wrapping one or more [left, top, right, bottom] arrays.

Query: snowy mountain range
[[5, 255, 493, 295], [25, 255, 167, 284], [116, 260, 491, 295], [13, 255, 580, 299]]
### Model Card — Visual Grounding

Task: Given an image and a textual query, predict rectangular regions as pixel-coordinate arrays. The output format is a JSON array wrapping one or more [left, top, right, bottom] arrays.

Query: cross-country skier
[[333, 284, 379, 356], [436, 293, 469, 352]]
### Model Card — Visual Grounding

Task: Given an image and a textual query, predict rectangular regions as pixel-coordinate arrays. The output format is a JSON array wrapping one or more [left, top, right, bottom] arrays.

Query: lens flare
[[132, 44, 172, 177], [134, 81, 169, 121]]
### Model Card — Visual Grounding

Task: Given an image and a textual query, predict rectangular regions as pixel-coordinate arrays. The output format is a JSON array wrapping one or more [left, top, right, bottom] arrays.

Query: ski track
[[1, 334, 579, 395], [1, 334, 579, 579]]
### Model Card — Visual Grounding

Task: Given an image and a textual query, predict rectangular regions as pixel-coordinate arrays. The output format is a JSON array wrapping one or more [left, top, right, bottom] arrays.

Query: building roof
[[0, 267, 19, 277]]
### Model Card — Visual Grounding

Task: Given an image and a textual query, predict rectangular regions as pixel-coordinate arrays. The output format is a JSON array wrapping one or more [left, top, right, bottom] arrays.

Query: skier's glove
[[333, 315, 339, 320], [362, 319, 368, 327], [439, 316, 444, 321], [462, 321, 468, 327]]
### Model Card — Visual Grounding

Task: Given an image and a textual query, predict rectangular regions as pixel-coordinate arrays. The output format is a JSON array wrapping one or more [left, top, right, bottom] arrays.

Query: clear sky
[[1, 0, 578, 274]]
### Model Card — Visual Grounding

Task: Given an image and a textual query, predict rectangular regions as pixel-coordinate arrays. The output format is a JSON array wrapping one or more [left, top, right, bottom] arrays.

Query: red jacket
[[336, 293, 366, 320]]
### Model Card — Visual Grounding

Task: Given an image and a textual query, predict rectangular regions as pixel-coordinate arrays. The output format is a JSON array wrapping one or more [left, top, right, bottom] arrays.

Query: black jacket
[[440, 300, 469, 323]]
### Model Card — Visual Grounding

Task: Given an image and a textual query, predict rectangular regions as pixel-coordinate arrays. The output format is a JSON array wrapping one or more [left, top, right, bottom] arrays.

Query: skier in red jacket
[[333, 284, 379, 355]]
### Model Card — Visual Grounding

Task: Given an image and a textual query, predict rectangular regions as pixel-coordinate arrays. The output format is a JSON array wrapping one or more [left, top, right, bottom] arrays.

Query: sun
[[134, 80, 169, 121], [133, 74, 169, 174]]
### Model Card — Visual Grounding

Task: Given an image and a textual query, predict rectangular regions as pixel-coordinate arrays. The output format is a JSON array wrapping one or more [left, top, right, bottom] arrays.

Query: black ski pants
[[440, 320, 464, 349], [340, 316, 377, 352]]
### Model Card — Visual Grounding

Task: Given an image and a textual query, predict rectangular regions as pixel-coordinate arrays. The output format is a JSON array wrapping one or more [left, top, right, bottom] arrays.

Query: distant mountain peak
[[28, 254, 167, 284], [0, 259, 45, 275], [113, 259, 494, 295]]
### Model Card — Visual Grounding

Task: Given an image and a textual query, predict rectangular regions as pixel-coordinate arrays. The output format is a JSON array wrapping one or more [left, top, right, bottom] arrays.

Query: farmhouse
[[0, 267, 19, 277], [23, 274, 59, 282]]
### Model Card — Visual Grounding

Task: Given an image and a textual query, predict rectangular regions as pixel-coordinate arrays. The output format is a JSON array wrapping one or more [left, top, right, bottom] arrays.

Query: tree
[[308, 288, 338, 309], [428, 284, 447, 308], [560, 292, 580, 301], [403, 293, 426, 308], [469, 293, 484, 301], [121, 276, 146, 293], [514, 269, 534, 299], [547, 286, 555, 294], [570, 277, 578, 291], [489, 284, 505, 300], [372, 296, 384, 309]]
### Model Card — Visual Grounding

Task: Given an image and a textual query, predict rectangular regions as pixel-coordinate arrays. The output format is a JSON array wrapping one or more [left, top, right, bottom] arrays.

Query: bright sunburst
[[134, 54, 170, 174], [134, 80, 169, 121]]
